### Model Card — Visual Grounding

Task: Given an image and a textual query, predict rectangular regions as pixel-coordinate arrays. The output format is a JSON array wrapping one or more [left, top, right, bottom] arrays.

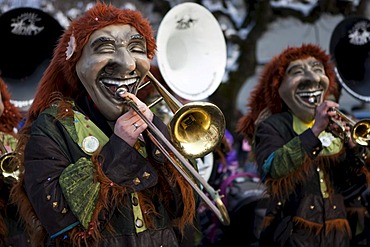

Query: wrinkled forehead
[[286, 57, 324, 72], [88, 24, 141, 42]]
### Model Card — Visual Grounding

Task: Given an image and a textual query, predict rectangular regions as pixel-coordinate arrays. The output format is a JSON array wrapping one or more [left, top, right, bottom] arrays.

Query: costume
[[0, 77, 26, 246], [21, 98, 194, 246], [11, 3, 197, 247], [237, 44, 370, 246]]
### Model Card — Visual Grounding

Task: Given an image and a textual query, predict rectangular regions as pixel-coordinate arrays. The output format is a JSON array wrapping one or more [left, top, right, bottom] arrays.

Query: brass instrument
[[116, 76, 230, 225], [115, 2, 230, 225], [329, 108, 370, 146], [0, 140, 20, 181]]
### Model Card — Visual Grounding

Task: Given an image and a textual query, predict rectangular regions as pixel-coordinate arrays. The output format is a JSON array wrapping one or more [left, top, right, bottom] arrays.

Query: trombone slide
[[116, 87, 230, 225]]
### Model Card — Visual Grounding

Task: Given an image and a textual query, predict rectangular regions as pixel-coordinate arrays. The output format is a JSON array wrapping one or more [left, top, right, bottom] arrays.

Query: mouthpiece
[[115, 87, 128, 99]]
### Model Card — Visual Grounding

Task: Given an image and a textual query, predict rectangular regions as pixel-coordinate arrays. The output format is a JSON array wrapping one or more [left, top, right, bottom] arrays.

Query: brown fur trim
[[361, 166, 370, 187], [293, 216, 351, 237], [64, 153, 127, 246], [0, 214, 7, 245], [293, 216, 324, 235], [10, 174, 47, 246], [145, 155, 196, 234], [346, 206, 366, 217], [0, 77, 22, 134], [265, 155, 312, 199], [65, 151, 196, 246], [265, 151, 345, 200], [326, 218, 351, 237], [167, 163, 196, 233], [261, 215, 274, 230]]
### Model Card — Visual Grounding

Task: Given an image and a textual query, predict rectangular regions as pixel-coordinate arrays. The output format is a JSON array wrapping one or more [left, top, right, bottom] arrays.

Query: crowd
[[0, 2, 369, 247]]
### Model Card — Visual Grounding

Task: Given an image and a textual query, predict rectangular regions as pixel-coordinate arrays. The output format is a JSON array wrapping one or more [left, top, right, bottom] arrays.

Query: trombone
[[0, 140, 20, 181], [329, 107, 370, 146], [115, 71, 230, 226]]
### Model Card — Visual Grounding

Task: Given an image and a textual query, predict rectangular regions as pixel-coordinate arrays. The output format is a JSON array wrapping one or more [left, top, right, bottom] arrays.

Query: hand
[[343, 124, 357, 148], [311, 100, 339, 137], [114, 92, 154, 146]]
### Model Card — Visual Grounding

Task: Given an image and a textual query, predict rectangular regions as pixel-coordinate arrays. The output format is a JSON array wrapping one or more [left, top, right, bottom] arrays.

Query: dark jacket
[[255, 112, 368, 247], [21, 98, 196, 247]]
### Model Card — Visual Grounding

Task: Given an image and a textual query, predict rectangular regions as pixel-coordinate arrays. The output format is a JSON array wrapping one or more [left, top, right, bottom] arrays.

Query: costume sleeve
[[332, 145, 368, 201], [255, 120, 322, 179], [99, 135, 158, 189], [100, 115, 166, 187], [24, 135, 80, 238]]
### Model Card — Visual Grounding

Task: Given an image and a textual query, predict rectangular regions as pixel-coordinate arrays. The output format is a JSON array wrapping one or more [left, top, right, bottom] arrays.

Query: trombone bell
[[146, 71, 226, 159], [170, 102, 225, 159]]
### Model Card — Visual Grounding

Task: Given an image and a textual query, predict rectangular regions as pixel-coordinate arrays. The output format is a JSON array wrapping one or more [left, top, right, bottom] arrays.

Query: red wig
[[0, 77, 21, 135], [237, 43, 339, 141], [25, 2, 156, 127]]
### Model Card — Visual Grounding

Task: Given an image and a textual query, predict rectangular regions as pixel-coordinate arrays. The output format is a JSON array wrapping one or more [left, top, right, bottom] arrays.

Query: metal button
[[133, 178, 141, 185], [135, 218, 143, 228], [142, 172, 150, 179]]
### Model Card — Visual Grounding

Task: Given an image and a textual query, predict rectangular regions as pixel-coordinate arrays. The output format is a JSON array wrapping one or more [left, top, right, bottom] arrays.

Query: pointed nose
[[305, 69, 321, 83], [107, 48, 136, 75]]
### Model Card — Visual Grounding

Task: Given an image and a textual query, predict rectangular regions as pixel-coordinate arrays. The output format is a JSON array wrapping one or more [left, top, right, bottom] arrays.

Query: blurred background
[[0, 0, 369, 138], [1, 1, 369, 246]]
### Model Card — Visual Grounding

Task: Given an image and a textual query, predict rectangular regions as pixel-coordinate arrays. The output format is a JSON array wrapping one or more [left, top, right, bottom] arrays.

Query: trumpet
[[0, 140, 20, 181], [115, 71, 230, 225], [329, 107, 370, 146]]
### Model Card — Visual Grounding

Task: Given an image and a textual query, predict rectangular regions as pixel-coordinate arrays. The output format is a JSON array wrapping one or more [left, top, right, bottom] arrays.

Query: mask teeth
[[308, 96, 316, 104]]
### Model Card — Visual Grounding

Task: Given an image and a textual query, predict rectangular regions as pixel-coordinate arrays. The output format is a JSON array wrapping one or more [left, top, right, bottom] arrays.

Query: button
[[135, 218, 143, 228], [142, 172, 151, 179], [82, 136, 99, 153], [133, 178, 141, 185]]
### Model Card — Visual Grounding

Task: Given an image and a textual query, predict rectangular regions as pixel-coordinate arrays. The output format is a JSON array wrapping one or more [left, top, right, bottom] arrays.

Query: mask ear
[[66, 34, 76, 61]]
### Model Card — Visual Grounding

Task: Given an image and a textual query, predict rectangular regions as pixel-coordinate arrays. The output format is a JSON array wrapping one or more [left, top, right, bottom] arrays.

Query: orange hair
[[0, 77, 21, 135], [237, 44, 339, 141]]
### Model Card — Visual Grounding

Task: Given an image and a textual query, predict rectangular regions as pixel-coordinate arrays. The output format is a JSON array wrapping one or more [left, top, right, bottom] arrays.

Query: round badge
[[82, 136, 100, 153]]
